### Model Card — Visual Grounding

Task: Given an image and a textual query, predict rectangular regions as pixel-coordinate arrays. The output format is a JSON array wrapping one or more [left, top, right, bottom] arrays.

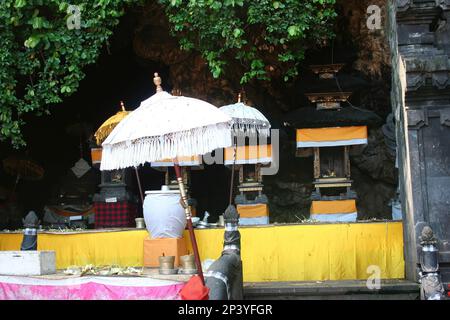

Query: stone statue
[[418, 226, 445, 300], [20, 211, 40, 251]]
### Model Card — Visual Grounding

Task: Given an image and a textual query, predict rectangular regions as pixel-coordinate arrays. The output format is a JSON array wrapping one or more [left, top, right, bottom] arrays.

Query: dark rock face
[[351, 128, 397, 186], [351, 127, 398, 220], [352, 167, 397, 220], [266, 181, 313, 223]]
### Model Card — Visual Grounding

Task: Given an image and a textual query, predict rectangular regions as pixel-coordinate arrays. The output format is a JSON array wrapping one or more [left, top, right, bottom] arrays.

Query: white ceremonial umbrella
[[100, 73, 233, 284], [219, 94, 271, 204], [219, 93, 271, 138]]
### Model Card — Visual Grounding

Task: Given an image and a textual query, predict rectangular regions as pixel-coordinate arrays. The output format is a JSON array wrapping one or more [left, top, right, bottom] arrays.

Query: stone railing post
[[205, 204, 243, 300], [20, 211, 40, 251]]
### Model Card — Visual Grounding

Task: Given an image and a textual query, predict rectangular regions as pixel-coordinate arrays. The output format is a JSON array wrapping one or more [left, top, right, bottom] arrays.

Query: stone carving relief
[[407, 109, 428, 129], [440, 108, 450, 126], [396, 0, 412, 12]]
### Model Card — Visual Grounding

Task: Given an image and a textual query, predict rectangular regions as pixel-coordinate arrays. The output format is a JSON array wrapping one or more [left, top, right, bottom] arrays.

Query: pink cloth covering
[[0, 276, 185, 300]]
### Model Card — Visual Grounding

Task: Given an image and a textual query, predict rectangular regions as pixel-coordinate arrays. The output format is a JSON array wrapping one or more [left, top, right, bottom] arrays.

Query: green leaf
[[233, 28, 243, 38], [24, 35, 40, 48], [14, 0, 26, 8], [288, 25, 300, 37], [29, 16, 45, 29]]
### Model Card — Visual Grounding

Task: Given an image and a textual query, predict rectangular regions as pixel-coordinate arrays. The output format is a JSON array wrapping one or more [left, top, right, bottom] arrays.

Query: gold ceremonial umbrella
[[3, 156, 44, 181], [94, 102, 130, 145]]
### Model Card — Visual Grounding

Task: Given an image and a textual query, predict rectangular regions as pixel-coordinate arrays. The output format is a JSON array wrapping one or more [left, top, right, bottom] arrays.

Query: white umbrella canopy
[[100, 73, 233, 286], [100, 79, 232, 171], [219, 100, 271, 138], [220, 96, 271, 206]]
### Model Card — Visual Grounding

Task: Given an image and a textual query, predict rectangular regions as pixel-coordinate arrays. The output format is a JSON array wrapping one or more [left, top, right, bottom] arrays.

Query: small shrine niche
[[305, 92, 352, 111], [307, 64, 350, 111], [151, 156, 202, 192], [90, 151, 134, 202], [101, 169, 126, 185], [317, 146, 348, 179], [310, 63, 345, 79], [90, 102, 135, 203], [225, 144, 272, 225], [313, 145, 353, 198], [293, 63, 369, 222], [161, 166, 190, 191], [238, 163, 264, 200]]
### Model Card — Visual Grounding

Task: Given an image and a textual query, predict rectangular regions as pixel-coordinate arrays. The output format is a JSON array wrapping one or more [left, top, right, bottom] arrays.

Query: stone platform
[[244, 279, 420, 300]]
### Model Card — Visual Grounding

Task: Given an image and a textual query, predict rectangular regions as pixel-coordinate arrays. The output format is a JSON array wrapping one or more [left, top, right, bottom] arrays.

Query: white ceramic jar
[[143, 186, 186, 238]]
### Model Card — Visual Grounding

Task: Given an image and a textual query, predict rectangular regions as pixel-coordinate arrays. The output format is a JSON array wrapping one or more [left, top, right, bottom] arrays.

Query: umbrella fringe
[[100, 123, 232, 171], [231, 122, 271, 139]]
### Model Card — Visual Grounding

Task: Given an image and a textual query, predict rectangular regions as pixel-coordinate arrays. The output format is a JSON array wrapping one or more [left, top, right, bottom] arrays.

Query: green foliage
[[159, 0, 337, 83], [0, 0, 336, 148], [0, 0, 141, 148]]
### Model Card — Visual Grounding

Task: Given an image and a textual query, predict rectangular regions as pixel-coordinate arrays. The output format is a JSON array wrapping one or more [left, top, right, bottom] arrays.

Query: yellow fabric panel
[[90, 149, 201, 166], [0, 222, 405, 282], [0, 231, 148, 268], [156, 155, 201, 164], [224, 145, 272, 162], [187, 222, 405, 282], [310, 200, 357, 215], [90, 148, 102, 163], [237, 204, 269, 218], [296, 126, 368, 142], [0, 233, 22, 251]]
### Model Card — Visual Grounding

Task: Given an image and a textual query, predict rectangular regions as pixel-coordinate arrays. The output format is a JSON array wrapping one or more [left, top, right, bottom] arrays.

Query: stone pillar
[[389, 0, 450, 283]]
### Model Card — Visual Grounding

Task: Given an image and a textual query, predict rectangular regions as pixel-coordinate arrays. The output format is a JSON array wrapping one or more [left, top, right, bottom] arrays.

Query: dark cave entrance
[[0, 11, 231, 229]]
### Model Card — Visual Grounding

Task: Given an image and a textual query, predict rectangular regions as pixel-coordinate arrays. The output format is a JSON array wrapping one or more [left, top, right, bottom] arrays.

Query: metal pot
[[180, 254, 197, 274], [159, 255, 177, 274], [135, 218, 145, 229]]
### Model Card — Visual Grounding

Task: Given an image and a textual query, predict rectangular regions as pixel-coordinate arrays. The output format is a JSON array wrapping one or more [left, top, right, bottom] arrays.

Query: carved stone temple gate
[[389, 0, 450, 283]]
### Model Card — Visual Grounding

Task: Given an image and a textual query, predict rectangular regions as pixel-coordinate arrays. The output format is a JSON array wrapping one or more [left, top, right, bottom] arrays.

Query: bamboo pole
[[134, 167, 144, 204], [228, 92, 242, 205]]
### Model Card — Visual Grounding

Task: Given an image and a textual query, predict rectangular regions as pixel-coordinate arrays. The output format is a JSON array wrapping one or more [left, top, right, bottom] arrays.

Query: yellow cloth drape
[[90, 148, 102, 165], [0, 222, 405, 282], [296, 126, 368, 146], [311, 200, 357, 215], [237, 204, 269, 218], [224, 145, 272, 164], [150, 155, 202, 167]]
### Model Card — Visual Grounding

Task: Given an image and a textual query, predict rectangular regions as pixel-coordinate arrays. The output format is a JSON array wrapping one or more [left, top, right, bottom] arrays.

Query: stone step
[[244, 279, 420, 300]]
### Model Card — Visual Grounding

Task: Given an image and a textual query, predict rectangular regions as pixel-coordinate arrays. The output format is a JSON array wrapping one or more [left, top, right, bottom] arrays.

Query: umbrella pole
[[229, 139, 237, 205], [12, 174, 20, 194], [173, 162, 205, 285], [134, 167, 144, 204]]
